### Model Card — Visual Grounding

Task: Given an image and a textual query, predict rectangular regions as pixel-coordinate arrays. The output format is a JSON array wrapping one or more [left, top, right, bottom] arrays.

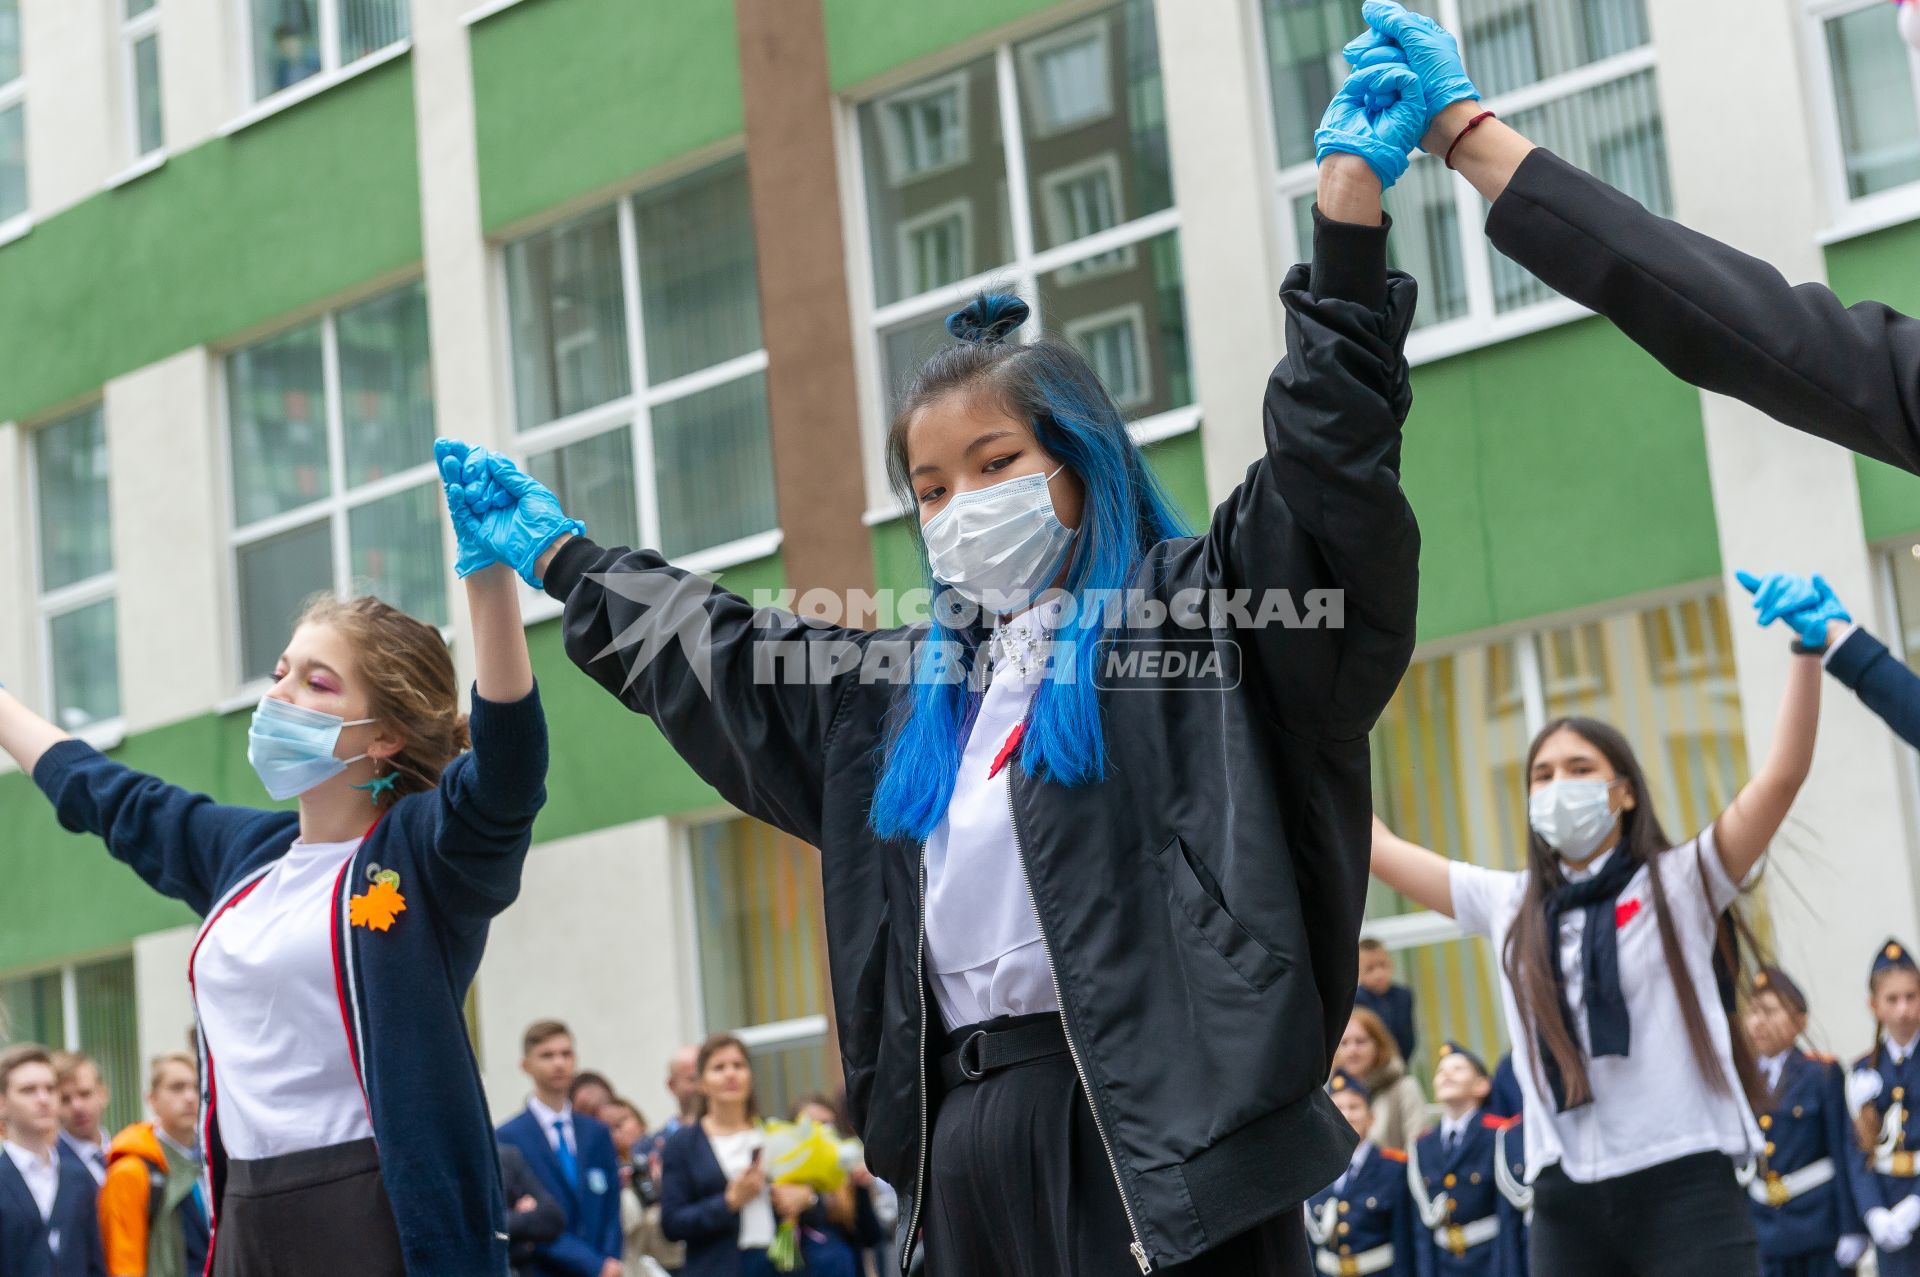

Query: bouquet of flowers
[[762, 1118, 851, 1272]]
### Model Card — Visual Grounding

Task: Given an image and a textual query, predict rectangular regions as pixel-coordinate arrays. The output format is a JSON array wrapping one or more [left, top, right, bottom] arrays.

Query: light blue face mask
[[247, 697, 377, 801]]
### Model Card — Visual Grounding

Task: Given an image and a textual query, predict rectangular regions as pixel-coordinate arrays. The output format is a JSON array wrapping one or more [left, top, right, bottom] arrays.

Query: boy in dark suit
[[0, 1043, 105, 1277], [1356, 938, 1419, 1064], [1408, 1043, 1505, 1276], [496, 1020, 623, 1277]]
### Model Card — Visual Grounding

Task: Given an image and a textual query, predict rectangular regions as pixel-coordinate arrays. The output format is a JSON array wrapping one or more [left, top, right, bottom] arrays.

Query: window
[[1017, 17, 1114, 136], [33, 405, 120, 732], [247, 0, 408, 102], [855, 0, 1193, 457], [225, 280, 442, 684], [0, 956, 142, 1135], [875, 71, 972, 185], [1810, 0, 1920, 212], [120, 0, 162, 161], [688, 815, 832, 1121], [1366, 590, 1747, 1068], [1261, 0, 1668, 351], [0, 0, 25, 229], [504, 157, 776, 568]]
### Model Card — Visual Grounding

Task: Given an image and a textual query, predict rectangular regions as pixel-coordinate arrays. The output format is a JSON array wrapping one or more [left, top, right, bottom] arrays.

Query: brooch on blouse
[[350, 864, 408, 932]]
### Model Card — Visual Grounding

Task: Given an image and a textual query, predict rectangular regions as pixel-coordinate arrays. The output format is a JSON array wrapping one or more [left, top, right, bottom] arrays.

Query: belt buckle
[[957, 1030, 988, 1082], [1338, 1260, 1359, 1277], [1766, 1176, 1789, 1208], [1446, 1225, 1467, 1258], [1896, 1151, 1916, 1178]]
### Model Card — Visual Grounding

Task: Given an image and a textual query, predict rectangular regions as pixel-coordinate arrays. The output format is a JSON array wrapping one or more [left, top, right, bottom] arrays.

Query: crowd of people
[[7, 0, 1920, 1271], [0, 1026, 901, 1277]]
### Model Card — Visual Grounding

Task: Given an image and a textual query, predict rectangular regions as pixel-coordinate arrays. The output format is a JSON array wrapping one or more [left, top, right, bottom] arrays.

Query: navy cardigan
[[33, 685, 549, 1277], [1826, 626, 1920, 752]]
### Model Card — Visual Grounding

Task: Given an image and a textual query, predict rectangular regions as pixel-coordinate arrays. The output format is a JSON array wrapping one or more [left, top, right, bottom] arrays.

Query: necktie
[[1445, 1128, 1459, 1154], [552, 1119, 579, 1187]]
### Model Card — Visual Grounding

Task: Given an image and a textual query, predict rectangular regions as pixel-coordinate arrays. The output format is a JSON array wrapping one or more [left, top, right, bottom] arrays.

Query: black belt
[[938, 1014, 1070, 1091]]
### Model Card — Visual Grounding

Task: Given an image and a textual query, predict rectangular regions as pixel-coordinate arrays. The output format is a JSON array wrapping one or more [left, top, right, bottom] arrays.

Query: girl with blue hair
[[442, 61, 1426, 1277]]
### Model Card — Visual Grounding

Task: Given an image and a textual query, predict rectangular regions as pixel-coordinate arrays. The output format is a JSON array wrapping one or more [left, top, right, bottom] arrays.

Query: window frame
[[677, 808, 833, 1087], [1015, 14, 1116, 138], [236, 0, 410, 114], [1063, 301, 1154, 409], [896, 197, 977, 300], [0, 0, 29, 244], [1257, 0, 1662, 367], [27, 403, 124, 748], [874, 69, 974, 186], [1038, 151, 1139, 282], [119, 0, 162, 166], [496, 166, 781, 628], [219, 279, 445, 697], [1803, 0, 1920, 245], [842, 8, 1196, 526]]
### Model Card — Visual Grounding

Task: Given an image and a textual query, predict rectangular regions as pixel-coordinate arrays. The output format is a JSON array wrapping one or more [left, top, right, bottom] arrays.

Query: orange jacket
[[98, 1122, 168, 1277]]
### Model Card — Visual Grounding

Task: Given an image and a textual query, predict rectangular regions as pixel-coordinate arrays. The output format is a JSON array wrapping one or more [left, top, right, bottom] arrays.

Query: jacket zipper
[[900, 844, 930, 1276], [1008, 776, 1154, 1273]]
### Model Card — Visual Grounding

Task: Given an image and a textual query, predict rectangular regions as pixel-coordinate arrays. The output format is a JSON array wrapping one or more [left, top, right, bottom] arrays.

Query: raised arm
[[1715, 571, 1828, 883], [0, 683, 69, 777], [441, 441, 862, 849], [1356, 0, 1920, 474], [1370, 815, 1456, 918], [1204, 63, 1423, 739]]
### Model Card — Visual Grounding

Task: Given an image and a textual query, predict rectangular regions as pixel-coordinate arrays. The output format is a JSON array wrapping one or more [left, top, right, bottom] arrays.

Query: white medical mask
[[1528, 778, 1621, 864], [248, 697, 377, 801], [923, 466, 1077, 608]]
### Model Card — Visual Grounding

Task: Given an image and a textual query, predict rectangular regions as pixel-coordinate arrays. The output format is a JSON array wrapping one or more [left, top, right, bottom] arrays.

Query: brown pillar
[[734, 0, 874, 1081], [735, 0, 875, 602]]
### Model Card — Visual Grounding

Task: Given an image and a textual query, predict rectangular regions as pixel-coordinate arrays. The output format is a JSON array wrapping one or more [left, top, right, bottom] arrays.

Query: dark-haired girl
[[441, 62, 1426, 1277], [0, 440, 551, 1277], [1844, 940, 1920, 1272], [1369, 647, 1821, 1277]]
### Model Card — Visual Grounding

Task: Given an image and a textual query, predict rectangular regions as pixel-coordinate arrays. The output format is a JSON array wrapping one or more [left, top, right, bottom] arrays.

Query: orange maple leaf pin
[[349, 880, 407, 932]]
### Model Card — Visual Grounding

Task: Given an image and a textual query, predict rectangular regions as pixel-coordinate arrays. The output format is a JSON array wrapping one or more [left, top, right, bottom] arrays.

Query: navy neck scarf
[[1538, 846, 1637, 1111]]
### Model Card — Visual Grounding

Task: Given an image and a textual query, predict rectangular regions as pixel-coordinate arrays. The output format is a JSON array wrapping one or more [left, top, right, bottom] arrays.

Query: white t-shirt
[[706, 1126, 776, 1250], [1449, 827, 1760, 1183], [924, 604, 1062, 1032], [192, 838, 375, 1161]]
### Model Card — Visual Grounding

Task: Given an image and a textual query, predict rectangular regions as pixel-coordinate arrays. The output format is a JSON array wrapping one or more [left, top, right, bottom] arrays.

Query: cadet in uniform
[[1845, 941, 1920, 1274], [1407, 1042, 1505, 1277], [1307, 1071, 1416, 1276], [1743, 966, 1865, 1276]]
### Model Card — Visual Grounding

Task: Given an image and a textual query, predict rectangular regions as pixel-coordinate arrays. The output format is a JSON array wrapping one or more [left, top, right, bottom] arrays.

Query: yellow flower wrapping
[[761, 1119, 850, 1192]]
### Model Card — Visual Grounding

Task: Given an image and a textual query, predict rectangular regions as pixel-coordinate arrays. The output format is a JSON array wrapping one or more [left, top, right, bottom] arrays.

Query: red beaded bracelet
[[1445, 109, 1497, 170]]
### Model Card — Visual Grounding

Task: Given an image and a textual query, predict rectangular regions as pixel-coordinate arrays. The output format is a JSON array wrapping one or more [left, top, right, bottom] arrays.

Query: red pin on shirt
[[1615, 898, 1642, 930], [988, 722, 1027, 779]]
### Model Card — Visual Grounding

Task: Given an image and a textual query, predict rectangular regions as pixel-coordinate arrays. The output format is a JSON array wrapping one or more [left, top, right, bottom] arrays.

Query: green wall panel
[[0, 60, 421, 425], [825, 0, 1067, 89], [0, 551, 785, 971], [470, 0, 744, 233], [1400, 316, 1719, 644], [1825, 219, 1920, 543]]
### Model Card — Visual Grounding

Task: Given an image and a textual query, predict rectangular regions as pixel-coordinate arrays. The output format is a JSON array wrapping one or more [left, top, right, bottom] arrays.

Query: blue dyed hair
[[867, 292, 1191, 843]]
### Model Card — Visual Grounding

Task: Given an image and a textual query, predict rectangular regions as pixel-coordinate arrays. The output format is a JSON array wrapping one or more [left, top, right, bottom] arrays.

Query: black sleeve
[[1201, 206, 1420, 740], [542, 537, 865, 847], [1486, 147, 1920, 474], [1825, 626, 1920, 752]]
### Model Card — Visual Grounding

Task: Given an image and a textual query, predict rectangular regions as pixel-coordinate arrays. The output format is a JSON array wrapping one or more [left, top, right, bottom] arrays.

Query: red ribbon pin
[[988, 722, 1026, 779], [1615, 898, 1642, 930]]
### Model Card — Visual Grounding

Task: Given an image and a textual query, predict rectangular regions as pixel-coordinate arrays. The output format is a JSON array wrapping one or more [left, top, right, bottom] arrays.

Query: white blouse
[[923, 603, 1062, 1033], [706, 1126, 775, 1249], [1449, 826, 1760, 1184], [192, 838, 375, 1162]]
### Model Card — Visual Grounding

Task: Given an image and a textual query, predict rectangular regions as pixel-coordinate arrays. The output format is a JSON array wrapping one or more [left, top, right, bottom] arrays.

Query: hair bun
[[946, 293, 1030, 345]]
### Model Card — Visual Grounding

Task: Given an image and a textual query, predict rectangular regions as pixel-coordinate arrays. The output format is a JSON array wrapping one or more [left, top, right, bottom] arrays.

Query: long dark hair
[[1504, 717, 1761, 1110]]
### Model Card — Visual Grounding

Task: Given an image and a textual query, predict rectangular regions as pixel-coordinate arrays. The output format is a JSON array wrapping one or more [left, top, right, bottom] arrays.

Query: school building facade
[[1, 0, 1919, 1131]]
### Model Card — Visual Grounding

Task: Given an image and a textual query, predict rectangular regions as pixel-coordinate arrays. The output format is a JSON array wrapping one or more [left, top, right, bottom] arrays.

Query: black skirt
[[1531, 1151, 1759, 1277], [922, 1014, 1308, 1277], [211, 1137, 406, 1277]]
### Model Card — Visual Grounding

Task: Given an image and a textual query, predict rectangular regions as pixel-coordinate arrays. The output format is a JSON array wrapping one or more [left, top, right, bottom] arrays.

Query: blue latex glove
[[1314, 63, 1428, 190], [1736, 569, 1852, 648], [1346, 1, 1480, 146], [434, 438, 585, 590]]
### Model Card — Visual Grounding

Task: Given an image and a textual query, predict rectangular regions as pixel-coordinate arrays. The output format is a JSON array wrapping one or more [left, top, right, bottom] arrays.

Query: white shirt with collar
[[527, 1094, 577, 1158], [924, 602, 1065, 1032], [57, 1130, 107, 1186], [1887, 1032, 1919, 1068], [1449, 825, 1761, 1184], [1760, 1050, 1791, 1094], [1438, 1110, 1476, 1149], [1333, 1140, 1375, 1195], [4, 1139, 60, 1251]]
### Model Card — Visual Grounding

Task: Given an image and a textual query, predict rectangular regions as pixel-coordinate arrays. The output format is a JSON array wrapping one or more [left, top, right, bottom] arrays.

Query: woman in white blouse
[[1368, 647, 1820, 1277]]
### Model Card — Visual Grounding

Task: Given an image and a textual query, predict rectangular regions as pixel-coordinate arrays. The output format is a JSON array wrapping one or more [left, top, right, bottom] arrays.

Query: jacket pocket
[[1156, 834, 1288, 993]]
